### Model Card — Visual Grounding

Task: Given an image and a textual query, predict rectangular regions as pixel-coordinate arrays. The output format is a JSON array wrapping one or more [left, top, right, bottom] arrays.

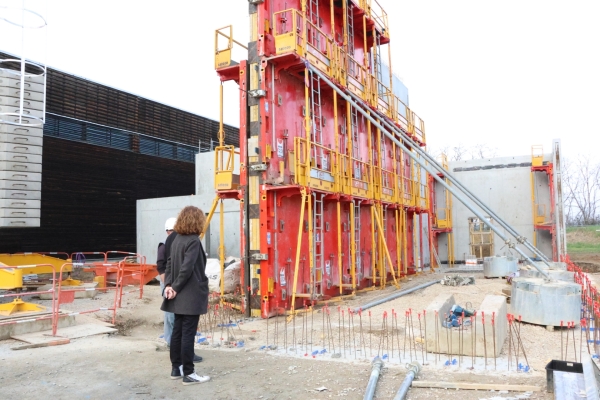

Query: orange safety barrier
[[105, 252, 147, 303], [53, 261, 123, 335]]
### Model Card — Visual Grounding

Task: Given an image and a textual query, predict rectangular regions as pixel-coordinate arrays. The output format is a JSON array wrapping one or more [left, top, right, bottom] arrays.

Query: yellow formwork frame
[[290, 188, 307, 316], [200, 196, 227, 300], [370, 206, 376, 284], [373, 207, 400, 288], [395, 209, 402, 278], [219, 200, 225, 298], [307, 191, 314, 298], [337, 201, 343, 294], [350, 202, 357, 290]]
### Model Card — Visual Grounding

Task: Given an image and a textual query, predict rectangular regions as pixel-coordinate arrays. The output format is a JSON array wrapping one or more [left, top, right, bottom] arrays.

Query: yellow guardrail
[[214, 25, 247, 69]]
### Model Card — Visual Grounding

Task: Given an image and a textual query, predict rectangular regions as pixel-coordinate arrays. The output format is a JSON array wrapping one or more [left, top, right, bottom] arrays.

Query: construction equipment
[[210, 1, 577, 325], [0, 253, 72, 316]]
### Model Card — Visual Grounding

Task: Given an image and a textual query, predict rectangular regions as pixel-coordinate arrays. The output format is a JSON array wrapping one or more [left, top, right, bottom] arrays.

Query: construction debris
[[440, 275, 475, 286]]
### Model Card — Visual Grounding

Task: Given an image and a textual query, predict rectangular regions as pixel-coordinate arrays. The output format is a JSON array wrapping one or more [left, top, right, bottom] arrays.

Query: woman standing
[[162, 206, 210, 385]]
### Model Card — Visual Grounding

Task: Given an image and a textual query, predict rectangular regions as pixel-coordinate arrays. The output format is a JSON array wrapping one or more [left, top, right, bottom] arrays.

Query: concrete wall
[[437, 153, 554, 262], [136, 151, 242, 264]]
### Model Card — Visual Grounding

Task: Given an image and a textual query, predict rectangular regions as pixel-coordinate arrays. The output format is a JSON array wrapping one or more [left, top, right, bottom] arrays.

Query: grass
[[566, 225, 600, 254]]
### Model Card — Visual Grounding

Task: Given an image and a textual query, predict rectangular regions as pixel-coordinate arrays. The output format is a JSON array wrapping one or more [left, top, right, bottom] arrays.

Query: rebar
[[418, 313, 424, 364], [482, 311, 487, 369], [409, 309, 417, 361], [423, 310, 428, 362], [403, 311, 408, 360], [572, 321, 577, 362], [393, 311, 401, 363], [359, 309, 366, 357], [561, 320, 564, 360], [445, 313, 450, 363], [391, 309, 395, 360], [342, 308, 346, 357], [565, 320, 570, 361], [369, 310, 373, 356], [470, 316, 475, 369], [350, 307, 357, 359], [310, 302, 315, 355]]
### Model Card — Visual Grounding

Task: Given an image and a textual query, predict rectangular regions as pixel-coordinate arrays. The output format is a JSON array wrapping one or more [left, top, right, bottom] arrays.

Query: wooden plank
[[11, 323, 117, 344], [411, 381, 541, 392]]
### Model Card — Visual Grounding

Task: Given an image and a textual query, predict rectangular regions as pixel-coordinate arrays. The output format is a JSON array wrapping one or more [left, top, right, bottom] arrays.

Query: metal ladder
[[381, 205, 391, 279], [347, 1, 355, 75], [312, 192, 325, 298], [374, 34, 384, 96], [309, 0, 319, 48], [310, 72, 324, 168], [350, 105, 361, 180]]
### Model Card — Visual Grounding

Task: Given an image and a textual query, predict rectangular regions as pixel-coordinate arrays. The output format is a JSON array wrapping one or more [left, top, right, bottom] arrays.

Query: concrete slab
[[0, 312, 76, 340], [11, 323, 116, 344], [425, 293, 507, 357]]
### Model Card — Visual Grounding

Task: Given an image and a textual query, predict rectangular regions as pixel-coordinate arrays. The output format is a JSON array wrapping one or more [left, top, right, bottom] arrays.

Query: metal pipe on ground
[[393, 361, 421, 400], [364, 356, 384, 400], [353, 281, 438, 314]]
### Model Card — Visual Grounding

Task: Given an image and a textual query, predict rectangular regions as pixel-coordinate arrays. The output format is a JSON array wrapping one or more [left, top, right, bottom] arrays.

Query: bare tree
[[470, 144, 498, 159], [563, 155, 600, 225]]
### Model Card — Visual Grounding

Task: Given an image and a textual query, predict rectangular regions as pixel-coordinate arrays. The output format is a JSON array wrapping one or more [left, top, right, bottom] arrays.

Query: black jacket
[[160, 234, 209, 315], [156, 232, 177, 275]]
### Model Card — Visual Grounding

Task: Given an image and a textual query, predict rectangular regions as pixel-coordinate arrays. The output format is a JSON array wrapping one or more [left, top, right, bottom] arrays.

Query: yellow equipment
[[0, 253, 73, 316]]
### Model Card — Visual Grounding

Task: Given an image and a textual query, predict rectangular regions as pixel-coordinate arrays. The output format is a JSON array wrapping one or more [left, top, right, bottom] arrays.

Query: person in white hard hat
[[157, 218, 203, 363], [157, 218, 177, 346]]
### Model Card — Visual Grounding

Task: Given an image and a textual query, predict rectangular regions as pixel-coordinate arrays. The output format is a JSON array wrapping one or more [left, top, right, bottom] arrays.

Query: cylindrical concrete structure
[[511, 278, 581, 326]]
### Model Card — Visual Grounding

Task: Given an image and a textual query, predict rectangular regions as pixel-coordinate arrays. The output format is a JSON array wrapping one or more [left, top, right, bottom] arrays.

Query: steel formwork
[[214, 1, 431, 317]]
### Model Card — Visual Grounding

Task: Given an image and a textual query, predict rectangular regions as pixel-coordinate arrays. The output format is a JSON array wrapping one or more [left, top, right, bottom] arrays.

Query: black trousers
[[170, 313, 200, 376]]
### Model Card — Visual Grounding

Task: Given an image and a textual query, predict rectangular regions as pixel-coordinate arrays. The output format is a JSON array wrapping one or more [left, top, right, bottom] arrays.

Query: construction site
[[1, 1, 599, 399]]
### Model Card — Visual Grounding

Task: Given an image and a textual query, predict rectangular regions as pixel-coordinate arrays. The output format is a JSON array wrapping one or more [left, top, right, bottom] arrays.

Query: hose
[[393, 361, 421, 400], [363, 356, 384, 400]]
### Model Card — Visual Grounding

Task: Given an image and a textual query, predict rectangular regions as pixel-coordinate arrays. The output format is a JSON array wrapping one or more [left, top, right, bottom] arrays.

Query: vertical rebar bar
[[418, 313, 424, 364], [482, 311, 487, 369], [561, 320, 564, 360], [423, 310, 428, 362], [572, 321, 577, 363]]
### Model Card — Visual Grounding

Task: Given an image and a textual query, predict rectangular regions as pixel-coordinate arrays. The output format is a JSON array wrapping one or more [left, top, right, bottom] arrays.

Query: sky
[[1, 0, 598, 159]]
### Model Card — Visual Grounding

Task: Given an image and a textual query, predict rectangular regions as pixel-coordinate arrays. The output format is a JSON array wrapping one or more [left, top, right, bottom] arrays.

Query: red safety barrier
[[104, 252, 149, 301], [0, 264, 57, 332], [53, 262, 123, 335]]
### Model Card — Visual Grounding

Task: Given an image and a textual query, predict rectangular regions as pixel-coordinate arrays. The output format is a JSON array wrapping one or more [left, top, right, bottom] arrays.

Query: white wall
[[437, 153, 555, 262], [136, 151, 242, 264]]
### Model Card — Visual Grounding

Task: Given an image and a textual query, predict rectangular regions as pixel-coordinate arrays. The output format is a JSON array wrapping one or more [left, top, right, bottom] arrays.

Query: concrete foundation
[[483, 256, 518, 278], [511, 277, 581, 326], [425, 293, 507, 357], [0, 313, 76, 340]]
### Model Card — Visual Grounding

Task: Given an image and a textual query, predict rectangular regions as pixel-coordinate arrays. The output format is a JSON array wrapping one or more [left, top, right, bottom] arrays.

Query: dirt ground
[[0, 269, 559, 400]]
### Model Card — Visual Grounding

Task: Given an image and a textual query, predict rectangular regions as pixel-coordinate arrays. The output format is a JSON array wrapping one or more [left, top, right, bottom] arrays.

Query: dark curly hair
[[173, 206, 207, 235]]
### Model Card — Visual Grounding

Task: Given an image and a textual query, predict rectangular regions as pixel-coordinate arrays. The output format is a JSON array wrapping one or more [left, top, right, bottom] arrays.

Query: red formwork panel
[[217, 0, 431, 317]]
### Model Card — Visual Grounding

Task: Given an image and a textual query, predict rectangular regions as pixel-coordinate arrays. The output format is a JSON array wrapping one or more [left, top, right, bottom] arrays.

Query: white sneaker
[[182, 372, 210, 385]]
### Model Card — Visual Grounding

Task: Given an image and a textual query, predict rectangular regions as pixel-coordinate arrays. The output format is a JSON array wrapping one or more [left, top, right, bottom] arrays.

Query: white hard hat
[[165, 217, 177, 231]]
